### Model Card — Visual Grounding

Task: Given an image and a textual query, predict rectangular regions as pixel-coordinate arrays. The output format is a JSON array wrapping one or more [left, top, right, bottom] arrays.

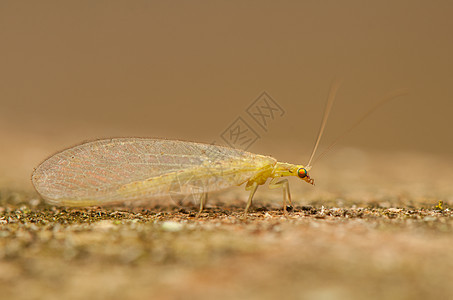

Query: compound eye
[[297, 168, 307, 178]]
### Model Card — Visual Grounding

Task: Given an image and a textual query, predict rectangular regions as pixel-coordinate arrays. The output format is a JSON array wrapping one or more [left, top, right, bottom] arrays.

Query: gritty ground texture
[[0, 189, 451, 300]]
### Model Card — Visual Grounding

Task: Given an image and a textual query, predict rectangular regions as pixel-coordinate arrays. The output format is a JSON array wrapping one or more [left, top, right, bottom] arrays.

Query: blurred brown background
[[1, 0, 452, 196]]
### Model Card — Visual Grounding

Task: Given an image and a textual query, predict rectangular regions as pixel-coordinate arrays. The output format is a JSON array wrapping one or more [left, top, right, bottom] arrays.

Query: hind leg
[[244, 181, 259, 215], [196, 193, 208, 217]]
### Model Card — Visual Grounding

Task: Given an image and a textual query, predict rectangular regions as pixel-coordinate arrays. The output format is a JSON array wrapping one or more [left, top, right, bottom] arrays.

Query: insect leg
[[268, 178, 292, 212], [196, 193, 208, 217], [244, 181, 259, 214]]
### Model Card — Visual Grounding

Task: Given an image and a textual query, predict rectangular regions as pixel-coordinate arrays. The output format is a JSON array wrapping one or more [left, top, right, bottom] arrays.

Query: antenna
[[306, 79, 342, 169], [311, 88, 409, 166]]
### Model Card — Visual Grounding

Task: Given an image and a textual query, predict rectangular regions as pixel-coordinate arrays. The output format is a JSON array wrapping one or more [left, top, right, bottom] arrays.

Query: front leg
[[268, 178, 293, 212]]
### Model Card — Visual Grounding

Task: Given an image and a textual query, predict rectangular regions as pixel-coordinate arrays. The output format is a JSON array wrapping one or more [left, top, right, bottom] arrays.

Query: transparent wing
[[32, 138, 276, 205]]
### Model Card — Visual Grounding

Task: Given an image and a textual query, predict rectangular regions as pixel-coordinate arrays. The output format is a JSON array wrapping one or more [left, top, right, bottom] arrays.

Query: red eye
[[297, 168, 307, 178]]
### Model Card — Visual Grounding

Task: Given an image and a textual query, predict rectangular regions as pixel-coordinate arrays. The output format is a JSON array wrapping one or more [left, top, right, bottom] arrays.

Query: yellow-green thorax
[[270, 162, 314, 185], [247, 161, 314, 188]]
